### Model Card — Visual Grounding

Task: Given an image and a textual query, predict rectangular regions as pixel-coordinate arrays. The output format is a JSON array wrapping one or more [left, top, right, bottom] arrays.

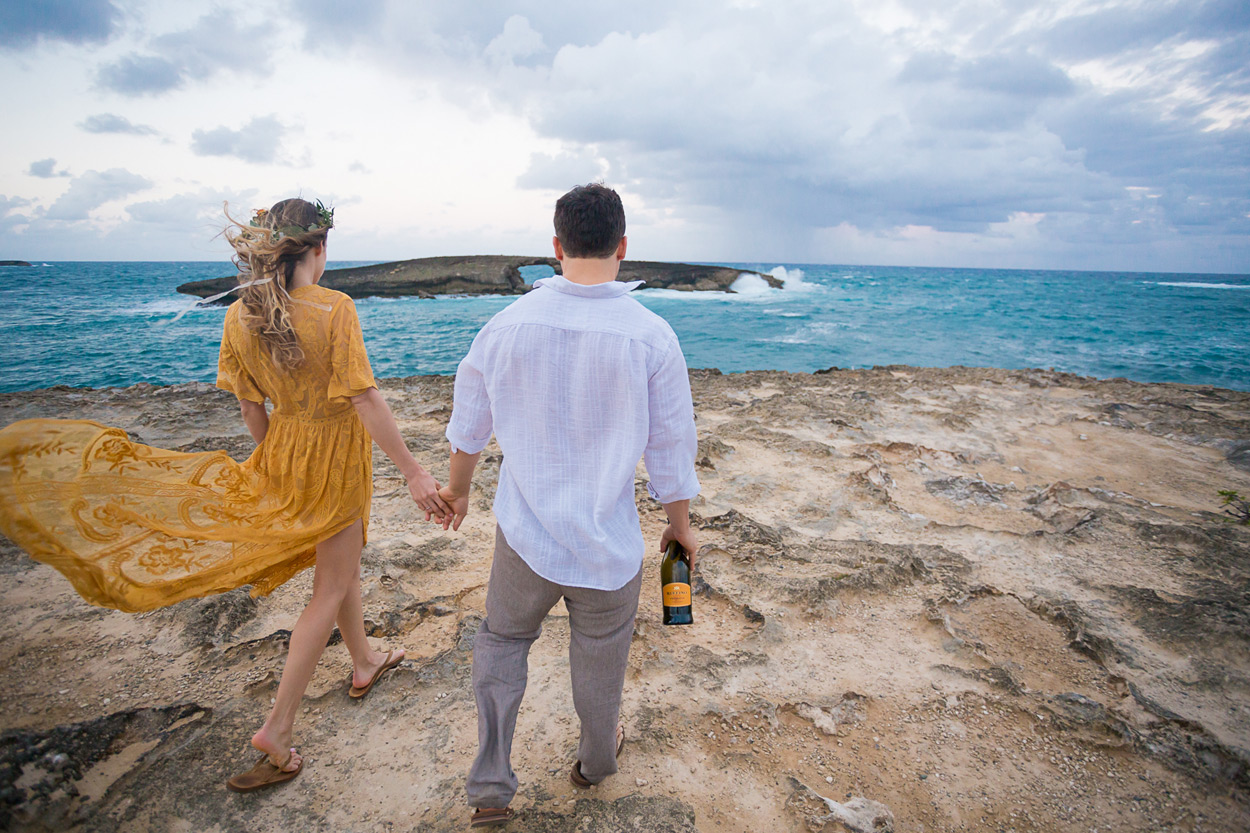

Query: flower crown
[[249, 200, 335, 241]]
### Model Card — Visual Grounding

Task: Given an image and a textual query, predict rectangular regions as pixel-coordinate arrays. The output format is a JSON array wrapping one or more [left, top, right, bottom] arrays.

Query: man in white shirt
[[439, 184, 700, 827]]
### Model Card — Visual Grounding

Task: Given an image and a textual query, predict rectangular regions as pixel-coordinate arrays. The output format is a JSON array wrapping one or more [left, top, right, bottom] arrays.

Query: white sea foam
[[1153, 281, 1250, 289], [636, 287, 736, 300], [770, 266, 809, 290], [135, 297, 209, 315], [431, 293, 518, 301], [766, 321, 849, 345], [727, 273, 773, 295], [730, 266, 814, 295]]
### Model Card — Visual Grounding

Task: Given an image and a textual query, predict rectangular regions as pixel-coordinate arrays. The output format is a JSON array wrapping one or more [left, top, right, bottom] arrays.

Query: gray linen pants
[[466, 526, 642, 809]]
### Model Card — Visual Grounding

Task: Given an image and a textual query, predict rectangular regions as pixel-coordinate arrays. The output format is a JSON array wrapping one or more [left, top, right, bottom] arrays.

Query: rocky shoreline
[[176, 256, 778, 302], [1, 366, 1248, 832]]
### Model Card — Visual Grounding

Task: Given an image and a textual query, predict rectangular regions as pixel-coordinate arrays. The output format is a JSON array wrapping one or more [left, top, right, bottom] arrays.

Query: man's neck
[[559, 256, 621, 286]]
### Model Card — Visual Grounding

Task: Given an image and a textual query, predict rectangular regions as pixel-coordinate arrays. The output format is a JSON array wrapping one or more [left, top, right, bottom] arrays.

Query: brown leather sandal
[[470, 806, 515, 827], [348, 649, 404, 699], [226, 748, 303, 792], [570, 724, 625, 788]]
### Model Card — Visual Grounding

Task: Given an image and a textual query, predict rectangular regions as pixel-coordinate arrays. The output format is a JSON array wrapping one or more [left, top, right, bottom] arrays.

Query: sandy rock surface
[[1, 367, 1248, 832]]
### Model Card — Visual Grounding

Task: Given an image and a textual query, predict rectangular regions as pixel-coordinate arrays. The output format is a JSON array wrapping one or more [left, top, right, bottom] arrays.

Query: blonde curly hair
[[223, 198, 331, 370]]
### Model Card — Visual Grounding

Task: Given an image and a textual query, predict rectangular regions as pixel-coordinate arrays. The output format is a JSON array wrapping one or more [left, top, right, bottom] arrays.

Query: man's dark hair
[[553, 183, 626, 258]]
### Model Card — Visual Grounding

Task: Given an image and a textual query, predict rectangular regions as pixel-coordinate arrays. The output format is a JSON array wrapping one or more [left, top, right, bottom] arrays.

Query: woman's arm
[[239, 399, 268, 445], [351, 387, 452, 518]]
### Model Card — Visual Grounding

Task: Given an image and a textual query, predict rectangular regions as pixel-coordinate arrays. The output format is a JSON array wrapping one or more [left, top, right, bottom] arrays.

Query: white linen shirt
[[445, 275, 700, 591]]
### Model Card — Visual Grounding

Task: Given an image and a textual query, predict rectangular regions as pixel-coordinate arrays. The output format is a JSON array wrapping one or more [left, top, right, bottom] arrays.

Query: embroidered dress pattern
[[0, 285, 376, 612]]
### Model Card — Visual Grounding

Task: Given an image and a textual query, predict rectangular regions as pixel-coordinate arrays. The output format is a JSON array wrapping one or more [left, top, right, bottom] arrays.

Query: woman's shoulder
[[305, 284, 352, 303], [224, 298, 245, 326], [293, 285, 356, 315]]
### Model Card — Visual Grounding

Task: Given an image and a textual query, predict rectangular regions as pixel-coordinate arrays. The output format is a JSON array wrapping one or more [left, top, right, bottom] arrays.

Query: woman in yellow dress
[[0, 198, 451, 791]]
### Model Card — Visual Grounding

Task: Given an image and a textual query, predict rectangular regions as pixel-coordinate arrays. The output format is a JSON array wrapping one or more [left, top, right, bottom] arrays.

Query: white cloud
[[96, 9, 272, 96], [485, 15, 547, 66], [45, 169, 153, 221], [125, 188, 250, 227], [517, 147, 609, 190], [27, 159, 71, 178], [80, 112, 159, 136], [96, 54, 183, 96], [190, 115, 289, 165], [0, 195, 33, 234]]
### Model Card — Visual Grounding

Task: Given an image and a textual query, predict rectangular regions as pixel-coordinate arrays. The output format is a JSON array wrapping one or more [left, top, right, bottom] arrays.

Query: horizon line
[[2, 258, 1248, 278]]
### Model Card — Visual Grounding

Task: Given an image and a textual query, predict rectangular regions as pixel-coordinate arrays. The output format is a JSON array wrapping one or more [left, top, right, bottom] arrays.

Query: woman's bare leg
[[251, 520, 364, 768], [334, 557, 405, 688]]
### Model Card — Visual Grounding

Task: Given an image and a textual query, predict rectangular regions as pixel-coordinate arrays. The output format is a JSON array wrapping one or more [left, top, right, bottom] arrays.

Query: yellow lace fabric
[[0, 285, 376, 612]]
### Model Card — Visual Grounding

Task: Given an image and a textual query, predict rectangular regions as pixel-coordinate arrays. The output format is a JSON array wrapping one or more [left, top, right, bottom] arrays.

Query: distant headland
[[0, 261, 31, 267], [175, 255, 779, 302]]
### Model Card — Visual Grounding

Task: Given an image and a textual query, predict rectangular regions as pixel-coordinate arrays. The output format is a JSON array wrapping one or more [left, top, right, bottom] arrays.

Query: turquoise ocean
[[1, 261, 1248, 393]]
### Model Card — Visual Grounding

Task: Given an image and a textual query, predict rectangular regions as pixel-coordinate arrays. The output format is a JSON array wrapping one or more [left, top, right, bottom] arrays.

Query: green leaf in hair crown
[[314, 199, 335, 231], [248, 200, 335, 240]]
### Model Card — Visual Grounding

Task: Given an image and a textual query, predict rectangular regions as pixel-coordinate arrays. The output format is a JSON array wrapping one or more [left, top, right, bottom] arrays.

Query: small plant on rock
[[1218, 490, 1250, 525]]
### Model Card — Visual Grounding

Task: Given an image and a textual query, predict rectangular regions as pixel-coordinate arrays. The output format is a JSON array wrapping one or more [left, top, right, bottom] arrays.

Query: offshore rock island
[[1, 367, 1248, 831], [176, 255, 780, 301]]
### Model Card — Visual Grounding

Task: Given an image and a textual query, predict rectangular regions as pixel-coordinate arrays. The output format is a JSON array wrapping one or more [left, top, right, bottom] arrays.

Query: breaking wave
[[1152, 281, 1249, 290], [730, 266, 813, 295]]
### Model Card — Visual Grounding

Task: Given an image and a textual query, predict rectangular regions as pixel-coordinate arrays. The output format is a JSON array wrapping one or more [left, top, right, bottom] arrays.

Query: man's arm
[[659, 498, 699, 570], [645, 341, 702, 564], [438, 449, 481, 531], [441, 334, 494, 531], [239, 399, 268, 445]]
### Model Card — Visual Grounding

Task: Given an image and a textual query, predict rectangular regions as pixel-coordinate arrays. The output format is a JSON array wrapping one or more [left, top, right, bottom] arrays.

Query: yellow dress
[[0, 285, 376, 612]]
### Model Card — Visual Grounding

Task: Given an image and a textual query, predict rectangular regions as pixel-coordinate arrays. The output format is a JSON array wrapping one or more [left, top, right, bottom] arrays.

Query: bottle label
[[663, 582, 692, 607]]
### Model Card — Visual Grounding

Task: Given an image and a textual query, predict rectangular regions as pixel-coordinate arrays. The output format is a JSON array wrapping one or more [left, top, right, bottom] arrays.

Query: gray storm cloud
[[95, 10, 272, 96], [288, 0, 1250, 266], [0, 0, 120, 49], [1, 0, 1246, 268]]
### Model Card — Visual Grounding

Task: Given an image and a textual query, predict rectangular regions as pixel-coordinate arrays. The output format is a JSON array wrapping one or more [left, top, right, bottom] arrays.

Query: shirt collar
[[533, 275, 644, 297]]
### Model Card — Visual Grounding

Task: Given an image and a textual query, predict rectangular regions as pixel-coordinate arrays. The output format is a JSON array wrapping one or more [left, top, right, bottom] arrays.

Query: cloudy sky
[[1, 0, 1247, 272]]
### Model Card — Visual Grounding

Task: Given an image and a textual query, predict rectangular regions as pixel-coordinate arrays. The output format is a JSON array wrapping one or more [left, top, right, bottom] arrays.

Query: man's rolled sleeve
[[643, 340, 701, 503], [445, 342, 494, 455]]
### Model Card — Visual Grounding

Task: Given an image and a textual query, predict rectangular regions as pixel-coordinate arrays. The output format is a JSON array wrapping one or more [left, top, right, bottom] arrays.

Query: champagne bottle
[[661, 540, 693, 626]]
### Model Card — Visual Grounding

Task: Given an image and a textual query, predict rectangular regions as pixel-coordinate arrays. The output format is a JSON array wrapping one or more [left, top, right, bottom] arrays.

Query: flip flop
[[348, 649, 404, 699], [226, 748, 302, 792], [470, 807, 515, 827], [570, 725, 625, 788]]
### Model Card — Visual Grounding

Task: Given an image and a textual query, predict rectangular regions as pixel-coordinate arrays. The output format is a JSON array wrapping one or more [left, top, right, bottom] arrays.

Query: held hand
[[660, 524, 699, 572], [438, 485, 470, 532], [406, 469, 451, 522]]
